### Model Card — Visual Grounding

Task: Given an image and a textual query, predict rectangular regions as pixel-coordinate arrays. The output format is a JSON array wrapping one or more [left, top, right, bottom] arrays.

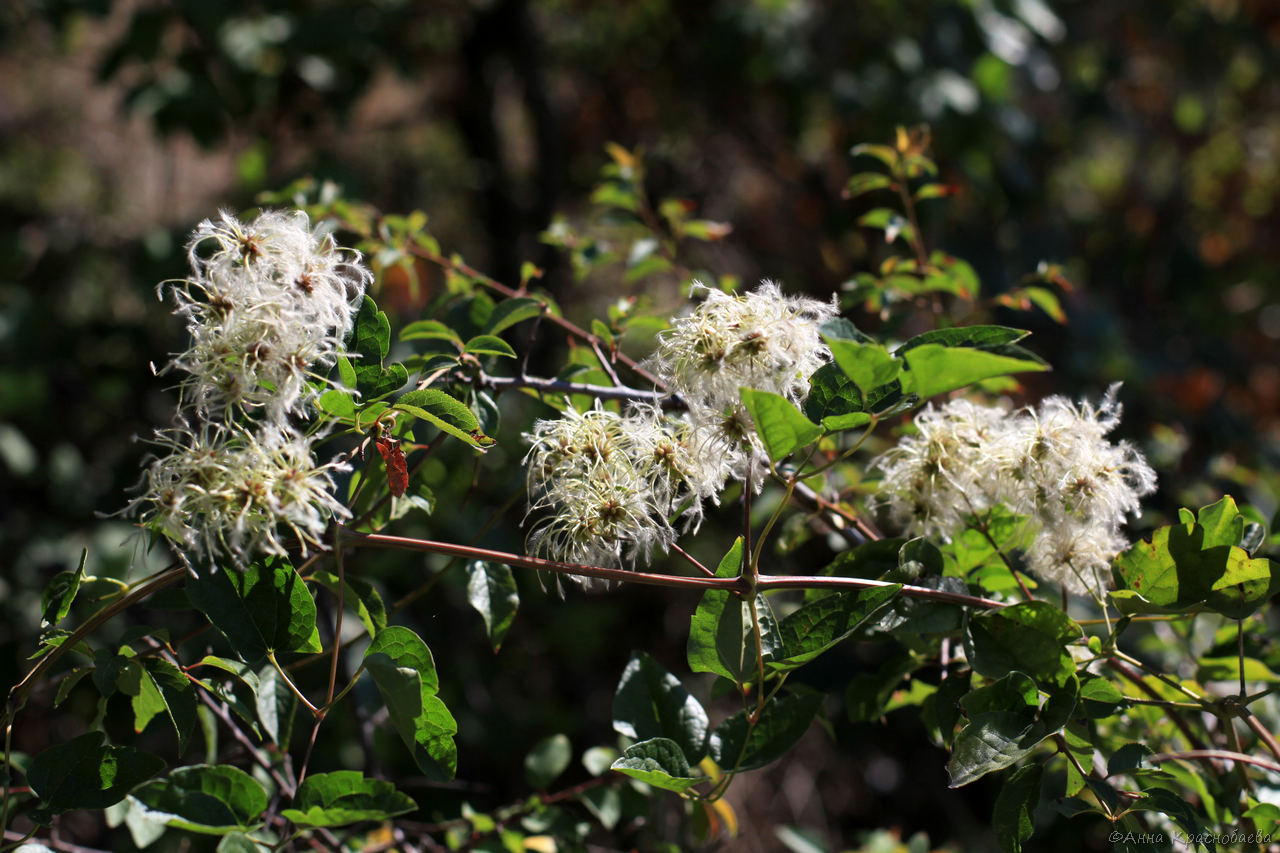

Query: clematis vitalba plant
[[5, 133, 1280, 853]]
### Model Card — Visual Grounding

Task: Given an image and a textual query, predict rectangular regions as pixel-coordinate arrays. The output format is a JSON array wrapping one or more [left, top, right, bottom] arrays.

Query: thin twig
[[669, 542, 715, 577], [1146, 750, 1280, 776]]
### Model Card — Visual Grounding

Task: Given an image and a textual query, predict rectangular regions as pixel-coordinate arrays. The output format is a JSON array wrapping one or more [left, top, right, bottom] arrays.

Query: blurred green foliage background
[[3, 1, 1280, 849]]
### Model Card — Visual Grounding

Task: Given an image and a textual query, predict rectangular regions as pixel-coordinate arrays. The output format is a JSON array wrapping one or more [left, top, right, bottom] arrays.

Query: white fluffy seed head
[[523, 282, 836, 579], [646, 281, 838, 412], [164, 209, 372, 421], [873, 385, 1157, 598], [129, 421, 351, 568]]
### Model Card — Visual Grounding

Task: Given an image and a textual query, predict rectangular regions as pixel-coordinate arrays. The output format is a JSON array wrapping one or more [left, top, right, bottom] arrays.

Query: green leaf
[[993, 764, 1043, 853], [465, 561, 519, 651], [1197, 495, 1244, 548], [485, 297, 545, 335], [963, 602, 1080, 687], [612, 651, 710, 763], [610, 738, 703, 792], [709, 690, 823, 772], [317, 389, 355, 420], [846, 172, 893, 197], [803, 363, 865, 424], [41, 550, 86, 628], [187, 556, 321, 664], [394, 388, 493, 450], [688, 538, 743, 680], [350, 295, 392, 362], [947, 712, 1039, 788], [901, 343, 1047, 400], [582, 746, 618, 776], [254, 663, 296, 747], [132, 658, 197, 754], [739, 388, 823, 461], [309, 571, 387, 639], [1114, 512, 1278, 619], [824, 339, 900, 396], [1196, 656, 1280, 684], [399, 320, 462, 344], [1079, 676, 1126, 718], [363, 626, 458, 779], [948, 678, 1077, 787], [857, 208, 913, 244], [281, 771, 416, 828], [131, 765, 268, 834], [26, 732, 165, 817], [849, 143, 897, 167], [771, 585, 901, 672], [348, 296, 409, 398], [524, 734, 572, 790], [215, 833, 269, 853], [463, 334, 517, 358], [961, 672, 1039, 717]]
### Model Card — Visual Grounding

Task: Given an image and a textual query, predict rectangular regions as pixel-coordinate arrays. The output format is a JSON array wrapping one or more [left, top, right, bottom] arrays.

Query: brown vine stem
[[1146, 750, 1280, 776], [337, 527, 1006, 609], [1243, 712, 1280, 766]]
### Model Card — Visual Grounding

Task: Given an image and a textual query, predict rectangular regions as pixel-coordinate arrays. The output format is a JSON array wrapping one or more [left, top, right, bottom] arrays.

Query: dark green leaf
[[524, 734, 572, 789], [947, 712, 1038, 788], [739, 388, 823, 461], [896, 326, 1029, 353], [364, 626, 458, 779], [187, 556, 321, 664], [803, 363, 864, 423], [309, 571, 387, 639], [948, 678, 1077, 787], [131, 765, 269, 834], [281, 771, 416, 828], [771, 585, 901, 672], [27, 732, 164, 816], [961, 672, 1039, 717], [963, 601, 1080, 687], [465, 561, 519, 651], [709, 690, 823, 772], [254, 663, 296, 746], [612, 652, 709, 762], [132, 658, 197, 754], [993, 764, 1043, 853], [394, 388, 492, 450], [610, 737, 703, 792], [41, 550, 86, 628]]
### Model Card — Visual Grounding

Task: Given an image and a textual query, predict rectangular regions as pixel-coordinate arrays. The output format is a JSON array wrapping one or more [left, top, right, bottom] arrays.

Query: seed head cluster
[[130, 210, 369, 567], [523, 282, 835, 574], [873, 385, 1157, 597]]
